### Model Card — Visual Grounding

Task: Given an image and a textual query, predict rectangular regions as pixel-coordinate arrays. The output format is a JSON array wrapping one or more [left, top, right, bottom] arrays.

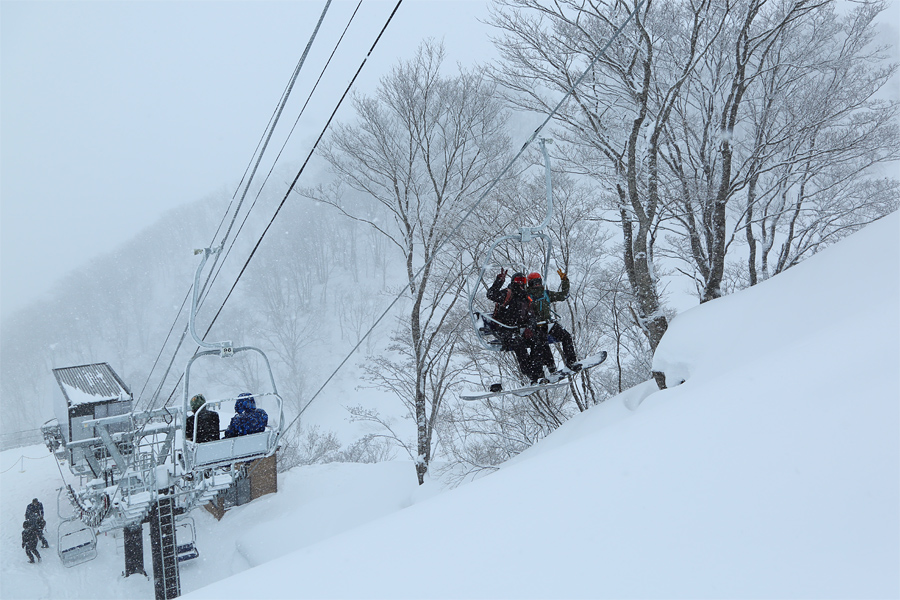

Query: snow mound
[[653, 211, 899, 386]]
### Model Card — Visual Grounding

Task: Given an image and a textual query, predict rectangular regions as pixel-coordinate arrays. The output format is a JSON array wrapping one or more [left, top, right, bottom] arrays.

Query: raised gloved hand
[[557, 268, 568, 280], [496, 268, 508, 281]]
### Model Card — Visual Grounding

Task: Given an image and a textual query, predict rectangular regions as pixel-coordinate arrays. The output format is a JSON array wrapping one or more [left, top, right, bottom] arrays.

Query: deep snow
[[1, 213, 897, 599]]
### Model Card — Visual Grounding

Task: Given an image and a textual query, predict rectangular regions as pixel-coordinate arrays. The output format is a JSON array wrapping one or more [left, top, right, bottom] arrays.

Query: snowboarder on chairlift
[[24, 498, 49, 548], [186, 393, 220, 443], [527, 270, 580, 374], [486, 269, 545, 384], [22, 520, 41, 563], [224, 393, 268, 438]]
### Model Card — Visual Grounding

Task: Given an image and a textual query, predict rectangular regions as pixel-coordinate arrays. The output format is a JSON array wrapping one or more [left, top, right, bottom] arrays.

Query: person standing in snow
[[486, 269, 544, 383], [22, 521, 41, 563], [25, 498, 49, 548], [526, 270, 580, 375], [223, 393, 268, 438], [186, 393, 220, 443]]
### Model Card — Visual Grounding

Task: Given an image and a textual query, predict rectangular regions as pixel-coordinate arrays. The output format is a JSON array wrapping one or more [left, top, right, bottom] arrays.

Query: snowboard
[[461, 351, 608, 401]]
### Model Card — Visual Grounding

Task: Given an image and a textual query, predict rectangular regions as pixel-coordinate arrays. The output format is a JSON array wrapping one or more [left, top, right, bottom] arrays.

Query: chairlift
[[55, 486, 99, 567], [467, 138, 557, 351], [175, 517, 199, 563], [57, 517, 98, 568], [181, 247, 285, 472]]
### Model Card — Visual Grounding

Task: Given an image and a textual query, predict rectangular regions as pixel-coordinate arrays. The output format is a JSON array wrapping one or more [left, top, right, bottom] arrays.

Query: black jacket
[[25, 502, 45, 531], [186, 410, 220, 443], [25, 501, 43, 522], [487, 276, 537, 330], [22, 524, 39, 548]]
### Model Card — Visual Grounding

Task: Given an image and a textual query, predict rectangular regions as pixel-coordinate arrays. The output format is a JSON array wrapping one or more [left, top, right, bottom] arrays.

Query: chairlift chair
[[182, 366, 284, 471], [467, 138, 557, 351], [54, 486, 99, 568], [181, 247, 285, 473], [57, 518, 98, 568], [175, 517, 199, 562]]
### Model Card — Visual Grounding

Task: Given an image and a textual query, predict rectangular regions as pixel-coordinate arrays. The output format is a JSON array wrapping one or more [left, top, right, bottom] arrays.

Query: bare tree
[[662, 0, 898, 296], [741, 0, 899, 281], [301, 40, 511, 484], [489, 0, 897, 385], [489, 0, 720, 371]]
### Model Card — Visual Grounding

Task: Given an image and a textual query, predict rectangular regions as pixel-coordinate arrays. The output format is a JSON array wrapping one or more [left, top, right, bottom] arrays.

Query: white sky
[[0, 0, 497, 320]]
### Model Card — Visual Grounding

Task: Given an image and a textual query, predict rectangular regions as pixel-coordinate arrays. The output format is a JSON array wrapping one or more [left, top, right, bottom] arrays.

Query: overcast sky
[[0, 0, 497, 320], [1, 0, 897, 322]]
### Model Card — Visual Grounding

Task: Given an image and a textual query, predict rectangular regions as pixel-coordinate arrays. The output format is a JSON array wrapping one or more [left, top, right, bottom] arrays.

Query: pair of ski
[[461, 351, 607, 401]]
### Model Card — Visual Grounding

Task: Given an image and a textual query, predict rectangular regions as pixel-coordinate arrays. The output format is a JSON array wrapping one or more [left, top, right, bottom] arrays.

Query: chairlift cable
[[192, 0, 405, 365], [215, 0, 334, 253], [194, 0, 365, 336], [134, 0, 335, 412], [230, 0, 344, 204], [93, 0, 340, 522], [188, 0, 335, 339], [134, 290, 191, 411], [157, 0, 369, 410]]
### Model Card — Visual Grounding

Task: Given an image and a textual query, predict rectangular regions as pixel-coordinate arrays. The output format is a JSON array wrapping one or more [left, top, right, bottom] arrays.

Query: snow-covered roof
[[52, 362, 132, 407]]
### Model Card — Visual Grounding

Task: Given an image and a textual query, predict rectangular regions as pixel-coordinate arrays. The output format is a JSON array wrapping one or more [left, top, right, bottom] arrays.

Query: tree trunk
[[415, 387, 428, 485]]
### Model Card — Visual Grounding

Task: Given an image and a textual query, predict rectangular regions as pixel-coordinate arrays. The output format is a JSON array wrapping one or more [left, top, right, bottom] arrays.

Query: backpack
[[492, 288, 533, 328], [491, 288, 513, 323]]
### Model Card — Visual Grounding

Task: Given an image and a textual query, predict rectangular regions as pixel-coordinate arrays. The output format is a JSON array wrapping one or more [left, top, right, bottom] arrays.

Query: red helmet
[[527, 272, 543, 287]]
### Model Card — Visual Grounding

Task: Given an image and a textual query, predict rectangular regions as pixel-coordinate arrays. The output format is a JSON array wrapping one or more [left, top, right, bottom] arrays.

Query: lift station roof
[[52, 362, 132, 407]]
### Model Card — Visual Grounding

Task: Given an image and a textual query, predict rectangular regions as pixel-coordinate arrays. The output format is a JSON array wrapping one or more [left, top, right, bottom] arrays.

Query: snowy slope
[[185, 213, 897, 599], [2, 213, 897, 599]]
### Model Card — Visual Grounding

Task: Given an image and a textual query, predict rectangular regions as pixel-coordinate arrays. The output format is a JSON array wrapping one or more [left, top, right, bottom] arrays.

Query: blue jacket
[[224, 394, 268, 438]]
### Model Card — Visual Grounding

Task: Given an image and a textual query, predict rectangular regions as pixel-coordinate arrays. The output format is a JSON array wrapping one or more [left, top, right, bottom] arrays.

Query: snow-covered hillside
[[2, 212, 897, 599]]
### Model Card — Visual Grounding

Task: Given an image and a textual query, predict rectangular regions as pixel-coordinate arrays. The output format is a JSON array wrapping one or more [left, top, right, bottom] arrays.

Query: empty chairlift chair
[[57, 517, 98, 568], [55, 487, 99, 568], [175, 517, 199, 563]]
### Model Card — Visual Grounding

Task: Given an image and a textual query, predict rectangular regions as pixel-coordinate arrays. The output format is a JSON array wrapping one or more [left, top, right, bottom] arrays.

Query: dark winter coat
[[487, 276, 537, 330], [25, 501, 45, 531], [22, 523, 39, 549], [186, 409, 220, 443], [528, 277, 569, 325], [224, 394, 268, 438], [25, 500, 43, 523]]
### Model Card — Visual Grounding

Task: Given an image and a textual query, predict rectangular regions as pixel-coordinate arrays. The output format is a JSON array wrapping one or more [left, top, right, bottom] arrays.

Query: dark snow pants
[[497, 330, 544, 383], [532, 324, 578, 373], [24, 542, 40, 562]]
